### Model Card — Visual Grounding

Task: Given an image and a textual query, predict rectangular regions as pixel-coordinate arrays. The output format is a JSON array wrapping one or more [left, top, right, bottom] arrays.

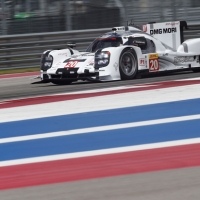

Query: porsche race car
[[40, 21, 200, 84]]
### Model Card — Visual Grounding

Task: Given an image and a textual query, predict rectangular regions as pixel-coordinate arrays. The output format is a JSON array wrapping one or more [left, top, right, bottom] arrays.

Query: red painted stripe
[[0, 72, 39, 79], [0, 79, 200, 109], [0, 143, 200, 190]]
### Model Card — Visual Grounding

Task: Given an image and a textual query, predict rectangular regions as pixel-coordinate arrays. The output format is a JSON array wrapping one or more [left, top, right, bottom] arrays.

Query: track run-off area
[[0, 71, 200, 200]]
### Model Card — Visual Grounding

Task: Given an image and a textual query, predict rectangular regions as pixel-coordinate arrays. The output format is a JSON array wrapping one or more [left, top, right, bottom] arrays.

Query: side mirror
[[67, 42, 76, 48]]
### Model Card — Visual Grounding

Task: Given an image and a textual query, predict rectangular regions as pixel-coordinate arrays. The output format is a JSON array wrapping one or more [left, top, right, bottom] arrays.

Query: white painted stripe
[[0, 84, 200, 123], [58, 84, 157, 95], [176, 77, 200, 81], [0, 138, 200, 167], [1, 114, 200, 144]]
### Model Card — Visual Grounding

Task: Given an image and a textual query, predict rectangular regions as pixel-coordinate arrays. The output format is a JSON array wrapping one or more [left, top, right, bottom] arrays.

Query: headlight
[[44, 62, 52, 67], [41, 54, 53, 70], [95, 51, 110, 68], [45, 56, 53, 61], [97, 59, 109, 65]]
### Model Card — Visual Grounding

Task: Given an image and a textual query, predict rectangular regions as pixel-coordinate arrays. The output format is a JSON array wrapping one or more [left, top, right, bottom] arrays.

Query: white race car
[[40, 21, 200, 85]]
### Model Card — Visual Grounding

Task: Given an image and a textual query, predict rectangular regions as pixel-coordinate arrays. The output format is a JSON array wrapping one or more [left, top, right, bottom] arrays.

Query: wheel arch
[[96, 46, 143, 81], [119, 47, 139, 80], [119, 46, 144, 67]]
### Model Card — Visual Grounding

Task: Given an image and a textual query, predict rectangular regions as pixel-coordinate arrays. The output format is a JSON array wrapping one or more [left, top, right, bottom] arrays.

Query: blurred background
[[0, 0, 200, 70], [0, 0, 200, 35]]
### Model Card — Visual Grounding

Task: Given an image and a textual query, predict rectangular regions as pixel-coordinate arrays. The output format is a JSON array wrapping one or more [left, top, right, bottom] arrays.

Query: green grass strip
[[0, 67, 40, 75]]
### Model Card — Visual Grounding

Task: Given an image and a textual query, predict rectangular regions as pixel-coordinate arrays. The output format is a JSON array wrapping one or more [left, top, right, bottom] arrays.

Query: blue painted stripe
[[1, 98, 200, 139], [0, 119, 200, 161]]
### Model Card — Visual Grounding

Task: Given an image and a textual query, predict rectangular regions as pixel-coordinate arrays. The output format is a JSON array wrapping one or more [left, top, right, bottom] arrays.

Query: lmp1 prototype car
[[39, 20, 200, 85]]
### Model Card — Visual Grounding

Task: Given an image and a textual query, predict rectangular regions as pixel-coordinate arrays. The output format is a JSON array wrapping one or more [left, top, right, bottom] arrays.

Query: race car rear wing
[[142, 21, 188, 50]]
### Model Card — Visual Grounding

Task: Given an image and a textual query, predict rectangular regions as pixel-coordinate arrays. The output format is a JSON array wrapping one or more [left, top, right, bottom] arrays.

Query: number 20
[[150, 59, 159, 71]]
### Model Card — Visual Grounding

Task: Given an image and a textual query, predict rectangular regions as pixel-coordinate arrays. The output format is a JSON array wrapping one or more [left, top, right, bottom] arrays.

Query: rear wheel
[[119, 49, 138, 80], [51, 80, 72, 85]]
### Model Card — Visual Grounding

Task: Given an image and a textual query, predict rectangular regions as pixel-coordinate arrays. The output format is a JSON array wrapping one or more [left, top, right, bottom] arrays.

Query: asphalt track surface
[[0, 70, 200, 101], [0, 71, 200, 199]]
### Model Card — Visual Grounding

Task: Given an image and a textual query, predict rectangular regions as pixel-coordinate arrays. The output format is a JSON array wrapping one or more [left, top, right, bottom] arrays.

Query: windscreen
[[86, 37, 123, 52]]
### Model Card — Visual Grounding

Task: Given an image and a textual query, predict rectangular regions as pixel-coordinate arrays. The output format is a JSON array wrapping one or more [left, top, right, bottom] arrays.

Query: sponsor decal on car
[[161, 53, 169, 56], [58, 53, 69, 56], [64, 61, 79, 68], [117, 27, 125, 30], [114, 62, 118, 71], [149, 53, 159, 72], [143, 25, 147, 32], [174, 56, 194, 64], [56, 62, 62, 66], [139, 58, 145, 66], [150, 28, 177, 35], [165, 22, 179, 25], [87, 60, 94, 66]]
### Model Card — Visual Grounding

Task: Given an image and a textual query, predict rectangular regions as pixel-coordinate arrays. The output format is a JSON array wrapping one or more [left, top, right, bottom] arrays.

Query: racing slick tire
[[51, 80, 72, 85], [119, 49, 138, 80]]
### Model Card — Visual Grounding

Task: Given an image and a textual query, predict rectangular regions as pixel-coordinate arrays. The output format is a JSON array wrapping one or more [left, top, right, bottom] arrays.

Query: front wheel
[[51, 80, 72, 85], [119, 49, 138, 80]]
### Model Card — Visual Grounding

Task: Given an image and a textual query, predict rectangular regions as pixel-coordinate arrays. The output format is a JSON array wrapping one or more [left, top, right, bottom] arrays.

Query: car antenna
[[124, 20, 129, 31], [129, 19, 134, 26]]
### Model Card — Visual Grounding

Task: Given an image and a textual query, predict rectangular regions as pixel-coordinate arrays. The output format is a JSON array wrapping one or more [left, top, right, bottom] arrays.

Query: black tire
[[192, 68, 200, 73], [119, 49, 138, 80], [51, 80, 72, 85]]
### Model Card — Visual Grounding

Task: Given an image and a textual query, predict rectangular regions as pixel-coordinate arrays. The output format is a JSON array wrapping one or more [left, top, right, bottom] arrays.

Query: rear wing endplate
[[142, 21, 188, 50]]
